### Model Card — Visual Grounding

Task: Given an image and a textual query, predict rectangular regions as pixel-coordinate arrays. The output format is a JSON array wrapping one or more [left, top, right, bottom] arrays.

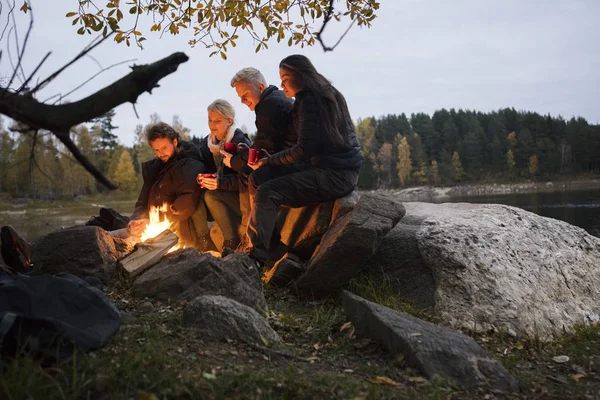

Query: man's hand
[[200, 176, 219, 190], [127, 219, 149, 236], [249, 157, 268, 170], [220, 149, 233, 168]]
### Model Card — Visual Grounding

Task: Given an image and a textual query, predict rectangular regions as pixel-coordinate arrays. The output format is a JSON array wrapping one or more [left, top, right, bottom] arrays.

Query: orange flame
[[140, 203, 185, 253]]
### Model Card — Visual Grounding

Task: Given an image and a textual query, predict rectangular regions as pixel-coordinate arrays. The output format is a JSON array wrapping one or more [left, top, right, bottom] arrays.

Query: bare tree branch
[[0, 52, 189, 189], [53, 129, 117, 189], [52, 58, 137, 105], [0, 0, 16, 42], [17, 51, 50, 93], [28, 33, 113, 94], [315, 0, 355, 52]]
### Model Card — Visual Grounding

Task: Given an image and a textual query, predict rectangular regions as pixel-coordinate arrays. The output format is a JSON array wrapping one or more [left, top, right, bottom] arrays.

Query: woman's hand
[[127, 219, 149, 236], [201, 176, 219, 190], [249, 157, 268, 170], [237, 143, 250, 153], [220, 149, 233, 168]]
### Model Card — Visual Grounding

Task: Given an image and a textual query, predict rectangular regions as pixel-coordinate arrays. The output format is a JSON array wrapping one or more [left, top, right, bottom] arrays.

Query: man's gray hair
[[230, 67, 267, 88], [144, 121, 180, 143]]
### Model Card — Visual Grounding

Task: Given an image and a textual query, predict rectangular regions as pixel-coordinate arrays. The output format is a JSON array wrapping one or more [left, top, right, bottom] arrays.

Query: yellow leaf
[[366, 376, 400, 386], [66, 12, 77, 17], [408, 376, 426, 383], [340, 321, 353, 332], [136, 390, 159, 400], [220, 51, 227, 60], [19, 1, 29, 13], [515, 341, 523, 350], [571, 373, 586, 383]]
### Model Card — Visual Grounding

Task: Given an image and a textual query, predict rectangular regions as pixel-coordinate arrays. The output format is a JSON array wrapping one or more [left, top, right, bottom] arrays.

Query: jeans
[[204, 189, 243, 241]]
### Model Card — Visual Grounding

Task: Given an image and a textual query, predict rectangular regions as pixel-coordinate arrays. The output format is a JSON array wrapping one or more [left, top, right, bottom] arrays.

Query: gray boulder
[[364, 202, 600, 338], [342, 291, 518, 392], [293, 193, 405, 297], [132, 248, 266, 314], [32, 226, 118, 284], [183, 295, 282, 346]]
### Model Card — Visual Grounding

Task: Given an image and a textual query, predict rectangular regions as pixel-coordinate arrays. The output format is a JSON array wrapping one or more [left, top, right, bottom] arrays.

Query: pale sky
[[2, 0, 599, 146]]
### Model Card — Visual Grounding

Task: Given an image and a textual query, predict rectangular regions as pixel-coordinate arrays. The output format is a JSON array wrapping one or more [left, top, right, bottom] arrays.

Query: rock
[[208, 192, 358, 258], [139, 301, 154, 313], [32, 226, 118, 284], [132, 248, 266, 314], [342, 291, 518, 392], [263, 253, 305, 288], [278, 191, 359, 259], [183, 295, 282, 346], [293, 193, 405, 297], [120, 311, 138, 325], [364, 202, 600, 339], [552, 355, 569, 363]]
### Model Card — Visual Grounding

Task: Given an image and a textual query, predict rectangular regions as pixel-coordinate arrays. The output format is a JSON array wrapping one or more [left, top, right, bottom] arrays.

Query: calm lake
[[0, 188, 599, 242]]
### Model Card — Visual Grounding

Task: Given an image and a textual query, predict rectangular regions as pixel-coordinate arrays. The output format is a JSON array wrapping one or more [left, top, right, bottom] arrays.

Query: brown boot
[[0, 225, 33, 273]]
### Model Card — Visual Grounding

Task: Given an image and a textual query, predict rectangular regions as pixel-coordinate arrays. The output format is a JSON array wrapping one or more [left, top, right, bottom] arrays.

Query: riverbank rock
[[342, 291, 519, 392], [132, 249, 266, 314], [32, 226, 118, 284], [183, 295, 281, 346], [210, 191, 359, 259], [363, 202, 600, 339], [293, 193, 405, 297]]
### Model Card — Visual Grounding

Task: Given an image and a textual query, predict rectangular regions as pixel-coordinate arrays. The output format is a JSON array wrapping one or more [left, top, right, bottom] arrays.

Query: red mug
[[202, 173, 216, 178], [224, 142, 236, 154], [248, 148, 260, 165]]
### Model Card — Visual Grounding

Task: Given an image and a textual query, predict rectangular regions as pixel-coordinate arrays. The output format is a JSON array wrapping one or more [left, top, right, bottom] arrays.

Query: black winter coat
[[197, 128, 251, 191], [267, 89, 364, 171], [230, 85, 297, 175], [131, 140, 204, 221]]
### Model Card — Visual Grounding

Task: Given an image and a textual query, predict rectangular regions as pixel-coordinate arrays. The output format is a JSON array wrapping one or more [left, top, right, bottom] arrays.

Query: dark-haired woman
[[246, 54, 363, 265]]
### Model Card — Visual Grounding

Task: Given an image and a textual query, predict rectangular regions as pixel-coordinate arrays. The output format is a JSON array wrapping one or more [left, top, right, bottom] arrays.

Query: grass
[[1, 276, 599, 399]]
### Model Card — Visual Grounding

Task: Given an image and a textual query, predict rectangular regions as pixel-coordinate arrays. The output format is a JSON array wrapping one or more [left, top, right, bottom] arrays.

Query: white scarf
[[207, 125, 236, 165]]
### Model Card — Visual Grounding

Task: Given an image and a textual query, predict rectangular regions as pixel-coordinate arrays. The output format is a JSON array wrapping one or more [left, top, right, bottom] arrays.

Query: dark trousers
[[204, 189, 242, 240], [247, 165, 359, 263]]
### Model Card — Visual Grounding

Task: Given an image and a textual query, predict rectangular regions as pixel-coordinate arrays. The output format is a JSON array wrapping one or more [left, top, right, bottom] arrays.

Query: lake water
[[0, 188, 599, 242], [443, 188, 600, 238]]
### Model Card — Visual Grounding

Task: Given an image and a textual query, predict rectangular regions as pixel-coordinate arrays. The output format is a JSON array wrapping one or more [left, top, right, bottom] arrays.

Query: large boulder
[[364, 202, 600, 339], [293, 193, 406, 297], [209, 191, 359, 257], [132, 249, 267, 314], [32, 226, 118, 284], [342, 291, 518, 392], [183, 295, 282, 346]]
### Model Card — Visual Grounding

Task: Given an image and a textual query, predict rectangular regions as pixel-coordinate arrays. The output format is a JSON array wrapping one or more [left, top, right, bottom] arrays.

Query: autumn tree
[[528, 154, 539, 178], [452, 151, 464, 182], [429, 160, 439, 186], [113, 150, 137, 192], [507, 149, 516, 180], [397, 136, 412, 186], [374, 142, 393, 188]]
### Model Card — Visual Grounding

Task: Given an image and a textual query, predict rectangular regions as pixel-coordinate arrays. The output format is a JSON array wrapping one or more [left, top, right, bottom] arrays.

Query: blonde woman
[[194, 99, 251, 252]]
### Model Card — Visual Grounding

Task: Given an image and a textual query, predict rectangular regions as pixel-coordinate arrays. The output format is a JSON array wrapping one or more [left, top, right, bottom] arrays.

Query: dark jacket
[[231, 85, 296, 175], [197, 128, 251, 191], [131, 140, 204, 221], [267, 89, 364, 170]]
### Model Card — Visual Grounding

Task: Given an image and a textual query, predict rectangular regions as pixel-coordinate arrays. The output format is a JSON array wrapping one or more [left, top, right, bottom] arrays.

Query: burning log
[[118, 229, 178, 279]]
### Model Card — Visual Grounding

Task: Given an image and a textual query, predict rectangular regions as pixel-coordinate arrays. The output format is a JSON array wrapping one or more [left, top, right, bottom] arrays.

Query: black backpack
[[0, 271, 121, 365]]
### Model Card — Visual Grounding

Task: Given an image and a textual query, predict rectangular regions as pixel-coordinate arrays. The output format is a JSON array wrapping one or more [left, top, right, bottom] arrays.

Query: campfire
[[140, 203, 185, 254], [118, 203, 182, 278]]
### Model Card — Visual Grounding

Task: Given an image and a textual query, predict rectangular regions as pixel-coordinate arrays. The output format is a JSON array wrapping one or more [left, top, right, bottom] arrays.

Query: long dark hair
[[279, 55, 350, 147]]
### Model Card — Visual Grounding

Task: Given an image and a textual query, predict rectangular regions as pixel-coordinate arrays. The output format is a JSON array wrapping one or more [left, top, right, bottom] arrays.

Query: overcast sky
[[2, 0, 599, 146]]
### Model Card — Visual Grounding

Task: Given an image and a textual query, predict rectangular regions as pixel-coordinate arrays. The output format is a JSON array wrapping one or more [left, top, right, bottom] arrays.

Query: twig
[[0, 0, 16, 42], [315, 0, 355, 52], [29, 33, 113, 94], [17, 51, 51, 93], [52, 58, 137, 104]]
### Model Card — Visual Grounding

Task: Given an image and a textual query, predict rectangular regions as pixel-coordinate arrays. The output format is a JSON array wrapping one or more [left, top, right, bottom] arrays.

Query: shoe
[[196, 233, 218, 253], [0, 225, 33, 273]]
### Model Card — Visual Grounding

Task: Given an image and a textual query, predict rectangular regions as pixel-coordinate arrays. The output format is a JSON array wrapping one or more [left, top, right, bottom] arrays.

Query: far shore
[[370, 178, 600, 202]]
